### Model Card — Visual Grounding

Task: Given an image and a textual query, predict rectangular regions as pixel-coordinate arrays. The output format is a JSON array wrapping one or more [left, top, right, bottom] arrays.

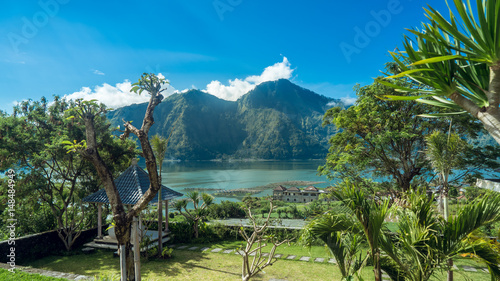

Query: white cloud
[[203, 57, 294, 101], [341, 96, 357, 106], [63, 73, 177, 109], [93, 69, 105, 75]]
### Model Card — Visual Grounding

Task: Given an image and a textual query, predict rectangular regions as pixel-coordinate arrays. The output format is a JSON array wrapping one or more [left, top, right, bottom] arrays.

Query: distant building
[[272, 185, 325, 203]]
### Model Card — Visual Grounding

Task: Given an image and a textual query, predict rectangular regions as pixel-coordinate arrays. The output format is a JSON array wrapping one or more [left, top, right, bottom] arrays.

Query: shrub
[[207, 200, 246, 219]]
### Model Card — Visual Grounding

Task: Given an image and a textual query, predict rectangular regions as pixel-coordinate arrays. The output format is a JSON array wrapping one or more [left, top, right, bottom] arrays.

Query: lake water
[[146, 160, 333, 203]]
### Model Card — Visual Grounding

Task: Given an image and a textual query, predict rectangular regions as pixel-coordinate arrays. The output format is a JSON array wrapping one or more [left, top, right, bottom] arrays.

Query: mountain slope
[[107, 79, 341, 160]]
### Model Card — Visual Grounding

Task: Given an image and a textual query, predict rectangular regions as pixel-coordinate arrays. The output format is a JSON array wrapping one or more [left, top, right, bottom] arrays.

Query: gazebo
[[82, 162, 183, 250]]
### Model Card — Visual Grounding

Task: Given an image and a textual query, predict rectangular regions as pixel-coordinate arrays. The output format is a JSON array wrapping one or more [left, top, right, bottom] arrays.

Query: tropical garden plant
[[305, 183, 500, 280], [174, 191, 214, 238], [425, 130, 467, 219], [64, 73, 169, 280], [380, 0, 500, 145], [380, 190, 500, 281]]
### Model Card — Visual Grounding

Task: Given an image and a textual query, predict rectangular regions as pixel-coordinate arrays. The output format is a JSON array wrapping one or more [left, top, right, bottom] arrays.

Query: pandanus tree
[[380, 0, 500, 145]]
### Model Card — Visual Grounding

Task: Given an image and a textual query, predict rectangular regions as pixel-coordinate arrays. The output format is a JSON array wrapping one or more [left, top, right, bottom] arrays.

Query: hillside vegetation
[[107, 79, 341, 160]]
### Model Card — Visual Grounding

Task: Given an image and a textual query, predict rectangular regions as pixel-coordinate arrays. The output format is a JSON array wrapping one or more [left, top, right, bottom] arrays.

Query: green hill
[[107, 79, 341, 160]]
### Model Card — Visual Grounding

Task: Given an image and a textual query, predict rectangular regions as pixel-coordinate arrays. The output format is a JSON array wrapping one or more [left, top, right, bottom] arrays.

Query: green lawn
[[26, 242, 495, 281], [0, 268, 67, 281]]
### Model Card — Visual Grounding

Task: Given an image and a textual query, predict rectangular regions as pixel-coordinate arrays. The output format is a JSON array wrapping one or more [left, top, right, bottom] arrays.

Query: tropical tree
[[239, 199, 293, 281], [330, 182, 391, 281], [0, 97, 134, 250], [380, 191, 500, 281], [66, 73, 168, 280], [380, 0, 500, 145], [174, 191, 214, 238], [425, 130, 467, 219], [319, 78, 477, 194], [302, 204, 367, 280], [150, 134, 168, 256]]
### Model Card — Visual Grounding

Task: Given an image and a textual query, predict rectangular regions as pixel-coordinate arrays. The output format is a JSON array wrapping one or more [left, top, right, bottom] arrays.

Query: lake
[[144, 160, 333, 203]]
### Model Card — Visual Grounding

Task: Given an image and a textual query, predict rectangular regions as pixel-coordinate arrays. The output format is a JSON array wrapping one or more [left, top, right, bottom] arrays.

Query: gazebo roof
[[83, 164, 183, 205]]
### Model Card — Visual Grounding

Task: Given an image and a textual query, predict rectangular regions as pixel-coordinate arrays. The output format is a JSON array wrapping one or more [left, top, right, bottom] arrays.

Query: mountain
[[107, 79, 341, 160]]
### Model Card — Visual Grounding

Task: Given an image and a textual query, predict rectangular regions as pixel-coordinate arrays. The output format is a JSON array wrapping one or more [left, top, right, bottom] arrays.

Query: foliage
[[380, 191, 500, 281], [331, 182, 391, 281], [207, 200, 246, 219], [302, 203, 367, 280], [0, 97, 134, 249], [174, 191, 214, 238], [107, 79, 338, 160], [67, 73, 168, 280], [425, 130, 468, 220], [319, 75, 485, 194], [380, 0, 500, 145]]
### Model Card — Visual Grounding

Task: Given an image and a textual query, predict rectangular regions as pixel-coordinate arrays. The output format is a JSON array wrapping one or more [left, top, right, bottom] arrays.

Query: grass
[[0, 268, 67, 281], [26, 242, 495, 281]]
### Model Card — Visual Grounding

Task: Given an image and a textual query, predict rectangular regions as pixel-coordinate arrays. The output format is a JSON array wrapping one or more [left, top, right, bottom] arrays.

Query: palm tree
[[425, 130, 467, 219], [380, 191, 500, 281], [330, 182, 391, 281], [380, 0, 500, 145], [151, 134, 169, 255], [303, 204, 368, 280]]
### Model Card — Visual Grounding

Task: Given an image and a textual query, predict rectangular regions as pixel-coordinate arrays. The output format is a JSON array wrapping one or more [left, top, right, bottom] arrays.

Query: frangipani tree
[[380, 0, 500, 145], [66, 73, 168, 280]]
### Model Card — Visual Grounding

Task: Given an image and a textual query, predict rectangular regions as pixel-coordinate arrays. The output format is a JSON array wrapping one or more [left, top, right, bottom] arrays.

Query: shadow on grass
[[135, 249, 214, 278], [183, 263, 240, 277], [27, 247, 213, 278]]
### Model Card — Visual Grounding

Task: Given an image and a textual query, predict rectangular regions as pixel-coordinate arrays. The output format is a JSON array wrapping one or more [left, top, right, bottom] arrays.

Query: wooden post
[[133, 216, 141, 281], [165, 200, 169, 232], [158, 199, 163, 255], [97, 203, 103, 239], [119, 244, 126, 281]]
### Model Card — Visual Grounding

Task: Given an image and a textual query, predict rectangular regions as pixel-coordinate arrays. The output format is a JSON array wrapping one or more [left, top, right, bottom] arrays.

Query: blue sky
[[0, 0, 450, 113]]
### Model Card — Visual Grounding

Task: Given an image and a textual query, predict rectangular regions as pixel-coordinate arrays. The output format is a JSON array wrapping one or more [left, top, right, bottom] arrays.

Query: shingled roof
[[82, 164, 183, 205], [304, 186, 319, 192], [273, 185, 287, 191]]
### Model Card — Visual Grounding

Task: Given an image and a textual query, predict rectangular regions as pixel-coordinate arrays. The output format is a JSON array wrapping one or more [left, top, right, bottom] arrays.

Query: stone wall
[[0, 227, 99, 264]]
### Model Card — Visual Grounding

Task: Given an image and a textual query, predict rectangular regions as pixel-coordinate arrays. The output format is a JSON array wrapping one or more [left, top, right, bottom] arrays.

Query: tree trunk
[[447, 258, 453, 281], [373, 251, 382, 281], [194, 219, 199, 238], [158, 198, 163, 256], [115, 222, 136, 280]]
